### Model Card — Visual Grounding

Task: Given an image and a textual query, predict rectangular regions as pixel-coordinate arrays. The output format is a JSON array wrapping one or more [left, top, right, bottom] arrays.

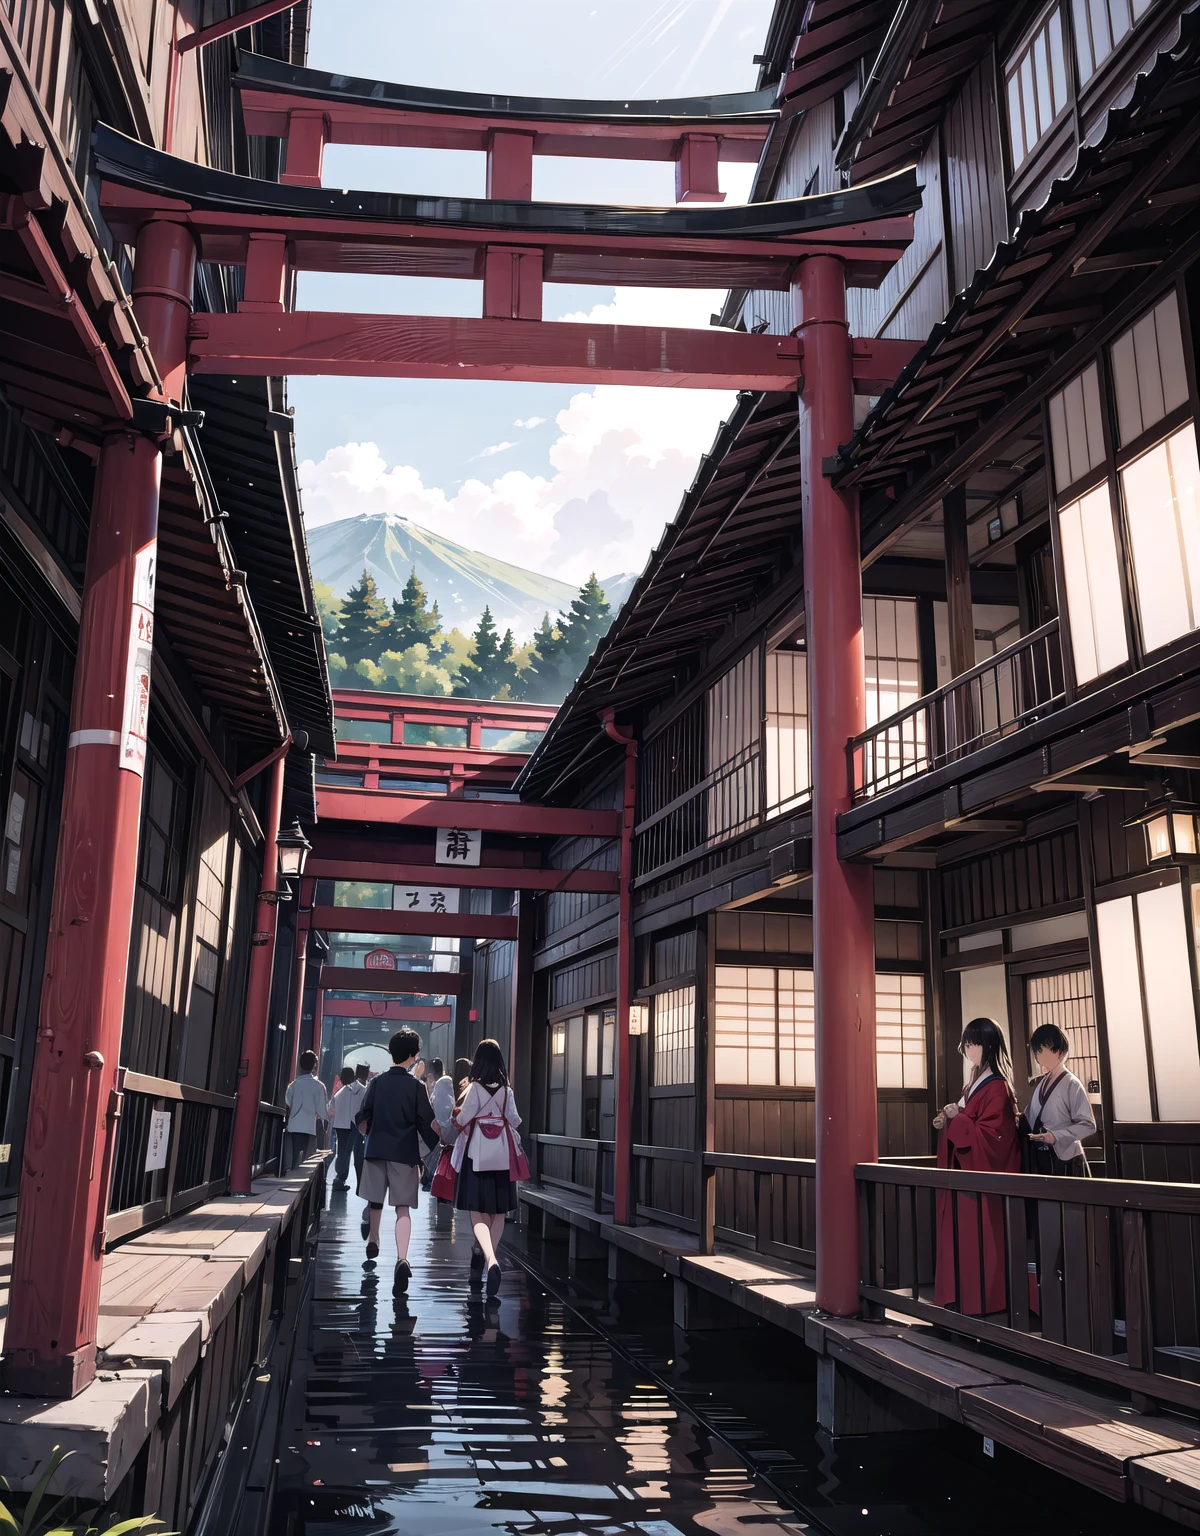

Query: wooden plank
[[846, 1334, 1004, 1420], [1130, 1448, 1200, 1520]]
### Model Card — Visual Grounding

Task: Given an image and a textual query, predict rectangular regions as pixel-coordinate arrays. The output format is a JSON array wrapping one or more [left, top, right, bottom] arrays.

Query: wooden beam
[[319, 966, 471, 995], [943, 484, 974, 681], [314, 784, 620, 837], [319, 998, 452, 1021], [314, 905, 518, 939], [307, 858, 618, 893]]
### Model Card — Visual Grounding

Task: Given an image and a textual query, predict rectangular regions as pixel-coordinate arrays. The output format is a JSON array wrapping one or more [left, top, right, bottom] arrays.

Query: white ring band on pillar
[[68, 729, 121, 748]]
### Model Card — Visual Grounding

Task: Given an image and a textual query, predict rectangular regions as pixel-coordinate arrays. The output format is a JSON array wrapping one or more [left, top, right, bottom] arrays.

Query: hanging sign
[[144, 1109, 171, 1172], [392, 884, 459, 914], [364, 948, 398, 971], [435, 827, 481, 866], [120, 545, 156, 777]]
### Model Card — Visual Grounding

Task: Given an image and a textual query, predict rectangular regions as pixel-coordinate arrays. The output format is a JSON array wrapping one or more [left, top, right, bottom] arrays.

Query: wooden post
[[1, 220, 196, 1398], [229, 753, 287, 1195], [943, 486, 975, 679], [602, 715, 637, 1224], [794, 255, 877, 1318]]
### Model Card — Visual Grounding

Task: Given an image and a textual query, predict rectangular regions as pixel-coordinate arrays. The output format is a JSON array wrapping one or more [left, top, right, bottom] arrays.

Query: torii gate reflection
[[2, 59, 920, 1397]]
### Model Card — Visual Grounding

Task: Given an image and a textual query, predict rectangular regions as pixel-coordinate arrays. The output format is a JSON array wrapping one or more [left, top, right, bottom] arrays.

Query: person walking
[[283, 1050, 328, 1174], [357, 1029, 441, 1296], [329, 1065, 368, 1190], [454, 1057, 471, 1095], [453, 1038, 522, 1301], [422, 1058, 455, 1192], [1022, 1023, 1096, 1175]]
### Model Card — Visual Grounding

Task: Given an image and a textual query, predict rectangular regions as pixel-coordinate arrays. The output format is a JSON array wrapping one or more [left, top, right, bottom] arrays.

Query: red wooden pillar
[[312, 985, 325, 1069], [603, 713, 637, 1224], [794, 255, 877, 1317], [1, 220, 196, 1398], [229, 753, 287, 1195], [286, 877, 315, 1085]]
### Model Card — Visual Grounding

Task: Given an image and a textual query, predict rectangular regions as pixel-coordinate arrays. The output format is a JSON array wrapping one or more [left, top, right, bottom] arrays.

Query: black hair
[[389, 1028, 421, 1064], [959, 1017, 1013, 1085], [299, 1049, 316, 1072], [468, 1038, 509, 1089], [339, 1065, 355, 1085], [356, 1062, 370, 1078], [1030, 1022, 1070, 1058], [429, 1058, 444, 1078], [455, 1056, 471, 1081]]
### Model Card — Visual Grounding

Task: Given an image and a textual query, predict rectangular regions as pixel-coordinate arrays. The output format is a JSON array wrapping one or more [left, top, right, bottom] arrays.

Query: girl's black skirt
[[455, 1165, 514, 1214]]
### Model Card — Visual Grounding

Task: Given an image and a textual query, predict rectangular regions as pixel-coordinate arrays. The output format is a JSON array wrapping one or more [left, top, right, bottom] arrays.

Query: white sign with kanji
[[392, 884, 460, 914], [434, 827, 481, 867], [121, 544, 156, 778], [144, 1109, 171, 1172]]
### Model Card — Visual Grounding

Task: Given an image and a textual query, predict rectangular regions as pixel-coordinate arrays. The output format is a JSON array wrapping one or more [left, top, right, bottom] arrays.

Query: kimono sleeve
[[946, 1082, 1013, 1165]]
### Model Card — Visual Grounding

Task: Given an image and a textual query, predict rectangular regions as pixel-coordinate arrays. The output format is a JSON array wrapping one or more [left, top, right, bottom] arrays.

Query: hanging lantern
[[1125, 789, 1200, 865]]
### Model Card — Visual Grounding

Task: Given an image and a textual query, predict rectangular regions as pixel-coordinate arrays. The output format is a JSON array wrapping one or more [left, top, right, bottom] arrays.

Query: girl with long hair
[[934, 1017, 1020, 1316], [453, 1038, 523, 1300]]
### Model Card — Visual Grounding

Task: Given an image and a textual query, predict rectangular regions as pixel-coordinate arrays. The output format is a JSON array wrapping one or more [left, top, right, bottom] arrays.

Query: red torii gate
[[2, 63, 921, 1397]]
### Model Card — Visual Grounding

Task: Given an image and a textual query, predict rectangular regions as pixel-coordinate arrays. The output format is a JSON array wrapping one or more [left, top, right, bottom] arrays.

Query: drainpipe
[[601, 710, 637, 1225]]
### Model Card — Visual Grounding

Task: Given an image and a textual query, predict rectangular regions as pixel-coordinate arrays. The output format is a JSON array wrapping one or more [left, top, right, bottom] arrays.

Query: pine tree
[[334, 569, 390, 668], [454, 608, 524, 699], [391, 569, 446, 657], [523, 612, 565, 703], [555, 574, 611, 693]]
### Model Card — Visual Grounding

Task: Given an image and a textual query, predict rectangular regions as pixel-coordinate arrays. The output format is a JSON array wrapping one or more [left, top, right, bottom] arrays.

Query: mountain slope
[[307, 513, 635, 634]]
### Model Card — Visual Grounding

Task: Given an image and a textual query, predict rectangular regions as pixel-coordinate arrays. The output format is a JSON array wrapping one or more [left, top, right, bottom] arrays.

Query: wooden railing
[[635, 744, 762, 880], [106, 1072, 237, 1245], [849, 620, 1065, 802], [254, 1103, 286, 1178], [530, 1134, 818, 1262], [857, 1161, 1200, 1413]]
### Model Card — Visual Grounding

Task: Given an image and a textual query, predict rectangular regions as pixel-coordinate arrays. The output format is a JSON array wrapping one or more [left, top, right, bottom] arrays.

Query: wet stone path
[[267, 1175, 1177, 1536]]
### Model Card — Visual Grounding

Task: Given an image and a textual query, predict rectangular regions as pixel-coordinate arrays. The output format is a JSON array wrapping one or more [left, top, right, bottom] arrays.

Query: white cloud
[[474, 440, 519, 458], [299, 287, 740, 609], [514, 416, 547, 429]]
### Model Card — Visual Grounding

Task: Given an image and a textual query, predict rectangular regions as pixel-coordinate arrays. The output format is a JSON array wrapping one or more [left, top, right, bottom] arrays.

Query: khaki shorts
[[359, 1159, 421, 1208]]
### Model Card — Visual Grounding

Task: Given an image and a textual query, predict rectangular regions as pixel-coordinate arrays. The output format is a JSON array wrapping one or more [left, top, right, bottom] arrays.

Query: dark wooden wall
[[941, 824, 1081, 928]]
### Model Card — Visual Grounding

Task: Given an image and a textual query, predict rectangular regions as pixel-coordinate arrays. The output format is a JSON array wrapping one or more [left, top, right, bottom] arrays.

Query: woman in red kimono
[[934, 1017, 1020, 1316]]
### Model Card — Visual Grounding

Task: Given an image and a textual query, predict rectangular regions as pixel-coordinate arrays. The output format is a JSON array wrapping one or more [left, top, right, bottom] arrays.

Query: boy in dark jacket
[[357, 1028, 441, 1295]]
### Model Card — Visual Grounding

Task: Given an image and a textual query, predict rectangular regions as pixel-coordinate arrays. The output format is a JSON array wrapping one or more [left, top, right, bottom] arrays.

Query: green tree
[[454, 607, 523, 699], [390, 568, 446, 657], [334, 568, 390, 667], [523, 611, 565, 703]]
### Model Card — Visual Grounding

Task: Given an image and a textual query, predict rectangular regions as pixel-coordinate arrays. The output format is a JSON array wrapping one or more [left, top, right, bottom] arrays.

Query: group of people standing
[[284, 1033, 524, 1303], [934, 1016, 1097, 1317]]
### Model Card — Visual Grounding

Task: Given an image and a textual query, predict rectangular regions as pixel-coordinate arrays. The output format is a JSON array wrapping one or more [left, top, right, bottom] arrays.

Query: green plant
[[0, 1446, 174, 1536]]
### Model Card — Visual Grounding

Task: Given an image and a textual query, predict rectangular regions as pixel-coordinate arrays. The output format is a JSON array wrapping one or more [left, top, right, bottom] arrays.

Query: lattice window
[[1072, 0, 1155, 86], [875, 973, 928, 1089], [653, 985, 695, 1087], [765, 647, 809, 816], [706, 652, 761, 840], [1005, 5, 1069, 170], [1026, 968, 1100, 1096]]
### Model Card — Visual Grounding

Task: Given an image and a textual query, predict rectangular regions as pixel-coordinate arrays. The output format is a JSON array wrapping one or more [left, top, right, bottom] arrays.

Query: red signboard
[[363, 948, 397, 970]]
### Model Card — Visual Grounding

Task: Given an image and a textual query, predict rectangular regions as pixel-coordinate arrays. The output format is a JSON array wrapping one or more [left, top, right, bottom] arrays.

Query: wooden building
[[514, 0, 1200, 1248], [0, 0, 331, 1243]]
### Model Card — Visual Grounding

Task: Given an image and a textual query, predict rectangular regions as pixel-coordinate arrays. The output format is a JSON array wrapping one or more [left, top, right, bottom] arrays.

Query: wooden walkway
[[521, 1183, 1200, 1529], [0, 1155, 328, 1505]]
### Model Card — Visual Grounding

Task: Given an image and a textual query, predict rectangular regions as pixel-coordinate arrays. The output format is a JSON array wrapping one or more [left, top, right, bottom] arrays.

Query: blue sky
[[293, 0, 775, 610]]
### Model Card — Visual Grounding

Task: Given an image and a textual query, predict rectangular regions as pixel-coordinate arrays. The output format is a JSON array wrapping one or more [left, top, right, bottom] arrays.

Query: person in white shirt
[[284, 1051, 328, 1173], [422, 1058, 456, 1195], [329, 1066, 369, 1190]]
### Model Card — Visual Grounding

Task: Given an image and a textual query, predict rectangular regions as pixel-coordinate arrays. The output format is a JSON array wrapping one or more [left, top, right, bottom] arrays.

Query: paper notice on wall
[[145, 1108, 171, 1172], [4, 792, 24, 846], [120, 545, 156, 777]]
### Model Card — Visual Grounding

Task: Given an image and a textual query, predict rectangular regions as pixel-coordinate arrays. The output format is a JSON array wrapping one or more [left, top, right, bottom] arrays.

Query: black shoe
[[366, 1240, 379, 1261], [393, 1258, 412, 1296], [361, 1216, 370, 1240], [470, 1245, 485, 1271], [332, 1181, 348, 1191], [486, 1262, 502, 1300]]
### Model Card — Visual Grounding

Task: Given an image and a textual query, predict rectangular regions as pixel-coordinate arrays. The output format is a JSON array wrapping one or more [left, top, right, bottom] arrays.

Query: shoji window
[[1005, 5, 1069, 170], [1122, 425, 1200, 654], [707, 651, 761, 840], [863, 597, 921, 726], [1057, 485, 1128, 683], [714, 966, 924, 1090], [1095, 884, 1200, 1122], [875, 974, 929, 1090], [765, 646, 809, 817], [1048, 363, 1106, 489], [1110, 291, 1189, 447], [1072, 0, 1155, 86], [652, 985, 695, 1087]]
